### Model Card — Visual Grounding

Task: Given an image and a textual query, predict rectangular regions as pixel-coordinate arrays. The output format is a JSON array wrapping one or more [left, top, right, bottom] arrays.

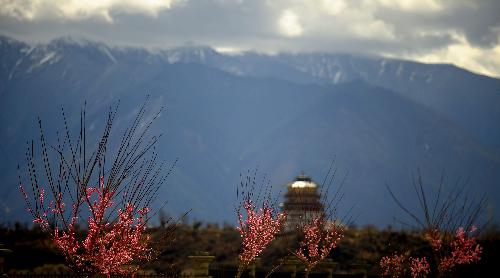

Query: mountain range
[[1, 35, 499, 226]]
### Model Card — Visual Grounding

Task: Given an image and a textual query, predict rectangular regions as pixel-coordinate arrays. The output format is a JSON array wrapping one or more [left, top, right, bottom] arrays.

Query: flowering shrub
[[432, 226, 482, 273], [380, 253, 430, 278], [236, 199, 286, 274], [409, 257, 430, 278], [384, 171, 486, 277], [18, 101, 170, 276], [380, 252, 406, 277], [380, 226, 481, 277], [424, 228, 442, 252], [294, 217, 344, 273], [21, 176, 152, 276]]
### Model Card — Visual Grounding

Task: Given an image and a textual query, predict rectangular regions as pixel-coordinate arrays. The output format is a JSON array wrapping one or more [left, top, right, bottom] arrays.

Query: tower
[[282, 173, 324, 231]]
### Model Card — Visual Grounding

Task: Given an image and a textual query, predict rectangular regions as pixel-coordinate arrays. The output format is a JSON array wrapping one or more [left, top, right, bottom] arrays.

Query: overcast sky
[[1, 0, 499, 77]]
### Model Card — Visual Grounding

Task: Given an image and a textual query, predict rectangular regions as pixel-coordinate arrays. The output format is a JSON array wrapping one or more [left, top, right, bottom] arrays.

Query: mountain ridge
[[0, 35, 499, 226], [3, 35, 499, 154]]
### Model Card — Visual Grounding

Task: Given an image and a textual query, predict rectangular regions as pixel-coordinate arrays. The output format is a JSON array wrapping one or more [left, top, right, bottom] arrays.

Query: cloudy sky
[[1, 0, 499, 77]]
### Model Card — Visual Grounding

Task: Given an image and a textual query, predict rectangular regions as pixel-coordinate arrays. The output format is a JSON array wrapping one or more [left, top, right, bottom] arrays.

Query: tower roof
[[288, 172, 318, 188]]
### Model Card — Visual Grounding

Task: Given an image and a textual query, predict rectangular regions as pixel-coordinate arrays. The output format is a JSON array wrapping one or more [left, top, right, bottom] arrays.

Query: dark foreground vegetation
[[1, 221, 499, 277]]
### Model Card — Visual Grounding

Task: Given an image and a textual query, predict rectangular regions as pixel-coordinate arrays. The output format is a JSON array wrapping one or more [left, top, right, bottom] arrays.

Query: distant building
[[282, 173, 324, 231]]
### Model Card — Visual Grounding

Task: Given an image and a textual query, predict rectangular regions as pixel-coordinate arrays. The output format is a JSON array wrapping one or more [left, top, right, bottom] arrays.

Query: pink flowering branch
[[293, 217, 344, 274], [432, 226, 482, 274], [380, 252, 406, 278], [409, 257, 430, 278], [234, 169, 288, 278], [236, 199, 286, 277], [384, 170, 486, 277], [380, 226, 481, 278], [22, 176, 153, 276], [380, 253, 430, 278], [424, 228, 442, 252], [18, 100, 174, 275]]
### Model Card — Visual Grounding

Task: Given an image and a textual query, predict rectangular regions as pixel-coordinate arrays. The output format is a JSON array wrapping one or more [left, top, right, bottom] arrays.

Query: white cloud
[[401, 33, 500, 77], [278, 10, 303, 37], [270, 0, 395, 41], [350, 19, 395, 40], [0, 0, 179, 22], [214, 46, 244, 55], [376, 0, 442, 12], [320, 0, 347, 15]]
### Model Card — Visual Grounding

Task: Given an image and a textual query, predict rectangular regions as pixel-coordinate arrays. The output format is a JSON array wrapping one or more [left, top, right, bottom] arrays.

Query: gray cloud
[[444, 0, 500, 47], [375, 0, 500, 48], [0, 0, 499, 77]]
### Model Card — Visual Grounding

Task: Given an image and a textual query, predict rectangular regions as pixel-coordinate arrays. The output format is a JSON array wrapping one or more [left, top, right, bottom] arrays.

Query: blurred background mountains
[[1, 35, 499, 226]]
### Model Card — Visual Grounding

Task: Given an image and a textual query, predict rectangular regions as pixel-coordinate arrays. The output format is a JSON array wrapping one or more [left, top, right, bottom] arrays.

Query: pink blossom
[[380, 252, 406, 278], [39, 188, 45, 205], [438, 226, 482, 273], [51, 192, 65, 214], [236, 199, 286, 268], [33, 215, 49, 230], [22, 177, 152, 276], [409, 257, 430, 278], [382, 226, 482, 277], [20, 185, 51, 230], [424, 229, 442, 252], [380, 254, 429, 278], [294, 218, 344, 272]]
